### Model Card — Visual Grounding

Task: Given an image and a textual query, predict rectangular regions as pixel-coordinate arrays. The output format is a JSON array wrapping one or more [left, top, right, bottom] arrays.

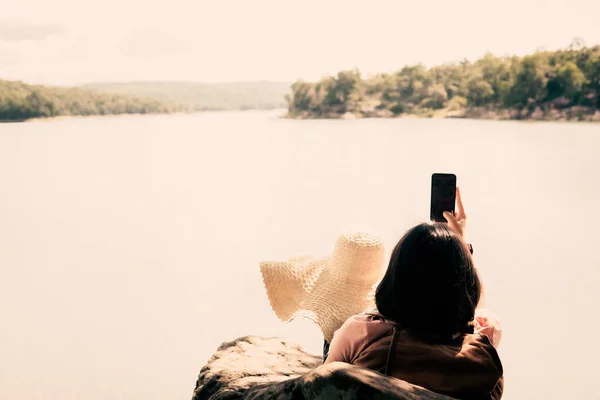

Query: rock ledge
[[192, 336, 452, 400]]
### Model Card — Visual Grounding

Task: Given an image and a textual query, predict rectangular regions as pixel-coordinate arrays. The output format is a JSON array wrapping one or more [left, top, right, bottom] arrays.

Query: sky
[[0, 0, 599, 86]]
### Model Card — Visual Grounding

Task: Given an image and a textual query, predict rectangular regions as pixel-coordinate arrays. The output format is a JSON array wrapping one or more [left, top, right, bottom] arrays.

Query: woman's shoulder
[[334, 311, 394, 339], [462, 332, 504, 377], [327, 311, 395, 364]]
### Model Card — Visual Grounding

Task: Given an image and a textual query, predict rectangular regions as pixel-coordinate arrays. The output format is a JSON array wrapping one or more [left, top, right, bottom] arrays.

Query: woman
[[324, 188, 504, 399]]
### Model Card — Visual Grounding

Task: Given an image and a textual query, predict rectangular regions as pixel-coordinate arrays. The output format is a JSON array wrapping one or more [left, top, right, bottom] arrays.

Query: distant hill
[[80, 81, 292, 111], [0, 79, 184, 121]]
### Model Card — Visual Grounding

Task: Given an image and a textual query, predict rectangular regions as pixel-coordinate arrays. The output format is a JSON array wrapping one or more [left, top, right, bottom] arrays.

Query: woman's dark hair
[[375, 223, 481, 341]]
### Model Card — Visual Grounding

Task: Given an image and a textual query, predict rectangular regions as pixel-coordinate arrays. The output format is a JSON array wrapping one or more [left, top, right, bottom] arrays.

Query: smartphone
[[430, 173, 457, 222]]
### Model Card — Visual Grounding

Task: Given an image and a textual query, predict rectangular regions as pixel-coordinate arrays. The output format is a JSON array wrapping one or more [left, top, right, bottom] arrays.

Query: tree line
[[0, 79, 186, 121], [286, 42, 600, 120]]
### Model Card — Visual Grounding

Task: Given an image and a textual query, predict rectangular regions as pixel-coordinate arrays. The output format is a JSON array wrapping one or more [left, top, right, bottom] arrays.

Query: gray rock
[[192, 336, 453, 400]]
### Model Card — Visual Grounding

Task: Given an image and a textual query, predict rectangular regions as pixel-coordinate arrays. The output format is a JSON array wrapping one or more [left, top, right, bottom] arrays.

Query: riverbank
[[286, 105, 600, 122]]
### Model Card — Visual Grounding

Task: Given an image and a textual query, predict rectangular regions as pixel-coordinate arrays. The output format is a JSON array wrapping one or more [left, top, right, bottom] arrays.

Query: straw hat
[[260, 232, 386, 341]]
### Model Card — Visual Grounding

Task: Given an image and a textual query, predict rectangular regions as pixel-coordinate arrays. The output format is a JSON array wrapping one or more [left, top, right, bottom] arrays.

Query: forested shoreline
[[0, 79, 293, 121], [0, 80, 186, 121], [286, 43, 600, 121]]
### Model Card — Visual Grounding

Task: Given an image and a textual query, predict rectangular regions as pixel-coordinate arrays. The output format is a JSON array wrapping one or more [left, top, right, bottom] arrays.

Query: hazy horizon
[[1, 0, 600, 86]]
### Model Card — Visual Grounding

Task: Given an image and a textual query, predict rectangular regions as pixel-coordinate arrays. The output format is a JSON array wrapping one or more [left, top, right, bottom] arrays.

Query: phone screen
[[430, 173, 457, 222]]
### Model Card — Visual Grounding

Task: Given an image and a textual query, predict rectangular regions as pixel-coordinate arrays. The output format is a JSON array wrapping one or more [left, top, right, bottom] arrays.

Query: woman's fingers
[[456, 187, 466, 218], [444, 188, 467, 241], [443, 211, 458, 225], [443, 211, 465, 239]]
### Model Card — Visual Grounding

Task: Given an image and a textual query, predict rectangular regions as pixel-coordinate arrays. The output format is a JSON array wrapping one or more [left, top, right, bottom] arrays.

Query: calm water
[[1, 111, 599, 399]]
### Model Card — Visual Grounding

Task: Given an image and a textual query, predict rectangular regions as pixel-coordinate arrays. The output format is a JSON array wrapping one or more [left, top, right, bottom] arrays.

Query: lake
[[1, 110, 599, 399]]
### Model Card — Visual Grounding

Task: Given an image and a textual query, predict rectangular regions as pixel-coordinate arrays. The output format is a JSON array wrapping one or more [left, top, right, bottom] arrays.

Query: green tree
[[467, 77, 494, 106], [507, 54, 548, 107], [581, 47, 600, 108], [323, 70, 362, 113], [422, 84, 448, 109], [557, 62, 586, 99], [288, 80, 314, 111]]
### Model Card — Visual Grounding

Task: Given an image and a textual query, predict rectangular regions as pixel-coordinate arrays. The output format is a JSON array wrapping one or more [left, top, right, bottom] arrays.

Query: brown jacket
[[325, 314, 504, 399]]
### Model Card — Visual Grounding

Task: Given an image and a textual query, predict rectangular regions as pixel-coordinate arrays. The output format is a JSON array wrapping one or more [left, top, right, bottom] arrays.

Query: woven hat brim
[[260, 232, 386, 341], [259, 257, 329, 322], [261, 259, 383, 341], [295, 269, 382, 341]]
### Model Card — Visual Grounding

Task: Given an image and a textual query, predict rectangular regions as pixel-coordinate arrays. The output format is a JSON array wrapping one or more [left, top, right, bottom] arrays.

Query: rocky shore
[[286, 106, 600, 122]]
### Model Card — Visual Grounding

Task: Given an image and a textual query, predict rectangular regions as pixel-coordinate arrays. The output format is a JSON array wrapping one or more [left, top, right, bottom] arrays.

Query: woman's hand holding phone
[[443, 187, 467, 241]]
